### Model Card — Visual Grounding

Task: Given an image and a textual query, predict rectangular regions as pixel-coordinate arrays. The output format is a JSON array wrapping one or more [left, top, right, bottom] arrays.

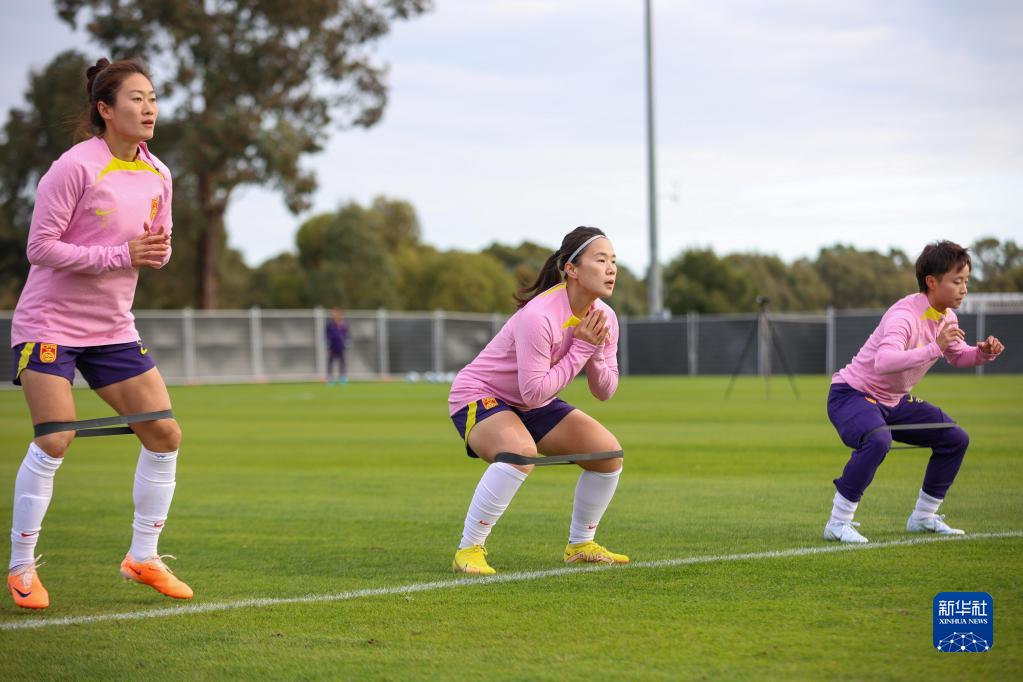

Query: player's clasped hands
[[935, 324, 965, 351], [574, 306, 609, 346], [128, 222, 170, 268], [977, 335, 1005, 356]]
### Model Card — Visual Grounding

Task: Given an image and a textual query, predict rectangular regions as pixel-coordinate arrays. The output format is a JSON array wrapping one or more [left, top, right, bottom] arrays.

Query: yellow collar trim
[[921, 306, 945, 322], [563, 315, 581, 329], [538, 283, 566, 298], [97, 156, 162, 184]]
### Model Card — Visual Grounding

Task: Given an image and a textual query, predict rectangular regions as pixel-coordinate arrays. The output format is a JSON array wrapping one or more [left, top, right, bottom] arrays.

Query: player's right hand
[[128, 223, 170, 268], [936, 324, 965, 351], [574, 307, 609, 347]]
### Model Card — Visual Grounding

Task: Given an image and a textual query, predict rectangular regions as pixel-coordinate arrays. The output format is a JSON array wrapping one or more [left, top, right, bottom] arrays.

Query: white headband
[[560, 234, 605, 272]]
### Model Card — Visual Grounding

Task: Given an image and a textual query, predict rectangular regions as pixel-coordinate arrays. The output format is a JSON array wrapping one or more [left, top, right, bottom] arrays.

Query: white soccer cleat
[[823, 520, 869, 543], [907, 513, 964, 535]]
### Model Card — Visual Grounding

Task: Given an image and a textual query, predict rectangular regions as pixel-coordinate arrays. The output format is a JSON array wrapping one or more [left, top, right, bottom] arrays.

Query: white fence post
[[313, 307, 326, 379], [826, 305, 836, 376], [433, 309, 444, 374], [250, 306, 264, 379], [182, 307, 195, 383], [687, 311, 698, 375], [377, 308, 389, 378]]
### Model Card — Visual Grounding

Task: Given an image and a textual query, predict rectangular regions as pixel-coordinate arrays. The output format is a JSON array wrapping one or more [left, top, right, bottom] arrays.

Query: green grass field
[[1, 375, 1020, 679]]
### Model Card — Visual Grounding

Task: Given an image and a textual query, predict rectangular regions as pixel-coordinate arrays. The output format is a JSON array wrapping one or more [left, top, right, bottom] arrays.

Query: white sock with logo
[[459, 463, 527, 549], [909, 489, 943, 521], [568, 468, 621, 544], [10, 443, 63, 571], [828, 491, 859, 525], [129, 447, 177, 562]]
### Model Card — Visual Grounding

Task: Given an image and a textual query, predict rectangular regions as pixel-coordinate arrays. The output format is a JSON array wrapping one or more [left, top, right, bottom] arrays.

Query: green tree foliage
[[725, 253, 830, 312], [56, 0, 431, 308], [249, 254, 310, 309], [813, 244, 916, 309], [0, 50, 91, 306], [397, 247, 517, 313], [295, 204, 398, 309], [970, 237, 1023, 292], [663, 249, 756, 314]]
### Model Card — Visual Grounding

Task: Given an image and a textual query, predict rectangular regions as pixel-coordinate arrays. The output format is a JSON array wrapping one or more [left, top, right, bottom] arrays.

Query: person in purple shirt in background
[[823, 241, 1005, 544], [325, 307, 350, 385]]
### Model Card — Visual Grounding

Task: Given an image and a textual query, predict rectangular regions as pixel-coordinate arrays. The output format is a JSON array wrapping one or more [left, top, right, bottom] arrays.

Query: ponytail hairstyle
[[74, 57, 153, 141], [514, 226, 607, 308]]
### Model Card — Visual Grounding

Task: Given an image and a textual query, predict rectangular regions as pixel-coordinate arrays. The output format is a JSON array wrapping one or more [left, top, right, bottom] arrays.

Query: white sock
[[129, 447, 177, 562], [568, 468, 621, 544], [910, 489, 943, 519], [828, 491, 858, 525], [459, 463, 527, 549], [10, 443, 63, 570]]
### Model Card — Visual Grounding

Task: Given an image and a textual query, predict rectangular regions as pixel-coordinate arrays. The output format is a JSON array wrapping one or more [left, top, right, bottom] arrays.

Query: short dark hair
[[915, 241, 971, 292]]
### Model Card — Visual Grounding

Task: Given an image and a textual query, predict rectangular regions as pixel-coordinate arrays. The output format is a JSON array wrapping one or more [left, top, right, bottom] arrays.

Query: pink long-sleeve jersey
[[11, 136, 173, 347], [448, 284, 620, 414], [833, 292, 996, 406]]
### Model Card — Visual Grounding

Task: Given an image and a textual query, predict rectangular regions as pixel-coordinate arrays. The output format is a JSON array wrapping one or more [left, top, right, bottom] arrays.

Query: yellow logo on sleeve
[[150, 197, 160, 221], [39, 343, 58, 363]]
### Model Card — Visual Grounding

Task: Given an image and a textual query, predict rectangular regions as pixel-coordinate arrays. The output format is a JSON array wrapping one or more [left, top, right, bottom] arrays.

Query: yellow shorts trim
[[16, 342, 36, 381]]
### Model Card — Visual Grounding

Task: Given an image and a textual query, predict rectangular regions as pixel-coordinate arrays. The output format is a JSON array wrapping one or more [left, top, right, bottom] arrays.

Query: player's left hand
[[977, 336, 1004, 355]]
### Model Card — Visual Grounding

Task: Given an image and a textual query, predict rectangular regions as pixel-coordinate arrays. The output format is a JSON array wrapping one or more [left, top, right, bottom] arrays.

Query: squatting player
[[823, 241, 1005, 543], [449, 226, 628, 574], [7, 58, 191, 608]]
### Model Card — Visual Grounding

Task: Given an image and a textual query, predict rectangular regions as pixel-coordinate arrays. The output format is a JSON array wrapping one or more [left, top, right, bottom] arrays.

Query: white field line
[[3, 530, 1020, 632]]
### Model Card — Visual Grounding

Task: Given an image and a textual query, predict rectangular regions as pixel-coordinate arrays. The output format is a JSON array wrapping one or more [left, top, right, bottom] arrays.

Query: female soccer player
[[7, 58, 191, 608], [823, 241, 1004, 543], [449, 226, 627, 574]]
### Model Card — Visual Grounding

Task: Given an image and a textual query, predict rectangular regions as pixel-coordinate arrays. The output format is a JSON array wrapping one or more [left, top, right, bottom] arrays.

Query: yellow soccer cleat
[[120, 553, 193, 599], [452, 544, 496, 575], [8, 557, 49, 609], [564, 541, 629, 565]]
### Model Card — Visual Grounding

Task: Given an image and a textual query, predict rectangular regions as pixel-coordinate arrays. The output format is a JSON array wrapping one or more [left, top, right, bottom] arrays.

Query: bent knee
[[33, 433, 74, 458], [946, 426, 969, 452], [141, 418, 182, 452], [860, 430, 893, 453]]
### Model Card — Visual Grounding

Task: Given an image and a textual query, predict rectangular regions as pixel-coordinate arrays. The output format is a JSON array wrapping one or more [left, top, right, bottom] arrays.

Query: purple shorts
[[451, 397, 576, 458], [12, 340, 156, 389]]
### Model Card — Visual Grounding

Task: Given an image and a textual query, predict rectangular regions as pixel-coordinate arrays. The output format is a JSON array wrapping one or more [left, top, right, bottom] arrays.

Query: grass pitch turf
[[1, 375, 1020, 679]]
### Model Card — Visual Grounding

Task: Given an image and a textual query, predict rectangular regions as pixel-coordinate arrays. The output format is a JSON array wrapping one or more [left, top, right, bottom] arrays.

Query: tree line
[[1, 2, 1019, 315]]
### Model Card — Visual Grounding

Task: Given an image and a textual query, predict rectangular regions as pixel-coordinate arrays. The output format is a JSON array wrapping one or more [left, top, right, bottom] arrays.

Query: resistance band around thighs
[[33, 410, 174, 438], [860, 422, 957, 451], [495, 449, 624, 467]]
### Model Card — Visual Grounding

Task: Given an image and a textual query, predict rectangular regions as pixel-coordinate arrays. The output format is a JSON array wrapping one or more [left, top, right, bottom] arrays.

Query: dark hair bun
[[85, 57, 111, 97]]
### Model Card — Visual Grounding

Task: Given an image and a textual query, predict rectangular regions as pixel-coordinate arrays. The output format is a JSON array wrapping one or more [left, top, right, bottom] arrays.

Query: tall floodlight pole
[[644, 0, 663, 317]]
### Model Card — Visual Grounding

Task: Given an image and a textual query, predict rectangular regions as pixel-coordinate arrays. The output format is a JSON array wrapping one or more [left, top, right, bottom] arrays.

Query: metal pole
[[644, 0, 662, 318]]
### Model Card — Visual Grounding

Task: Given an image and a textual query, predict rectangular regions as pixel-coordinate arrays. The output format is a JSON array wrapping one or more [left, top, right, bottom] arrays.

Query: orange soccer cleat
[[8, 557, 49, 609], [120, 553, 193, 599]]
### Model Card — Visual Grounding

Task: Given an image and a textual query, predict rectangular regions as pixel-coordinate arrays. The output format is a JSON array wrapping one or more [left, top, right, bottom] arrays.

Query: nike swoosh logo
[[131, 567, 143, 576], [140, 347, 149, 355], [12, 587, 31, 598], [95, 208, 116, 216], [153, 521, 164, 528], [20, 531, 38, 537]]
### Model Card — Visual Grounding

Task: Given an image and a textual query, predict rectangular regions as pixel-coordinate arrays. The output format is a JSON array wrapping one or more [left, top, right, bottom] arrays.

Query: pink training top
[[449, 283, 620, 415], [11, 136, 173, 347], [833, 292, 996, 407]]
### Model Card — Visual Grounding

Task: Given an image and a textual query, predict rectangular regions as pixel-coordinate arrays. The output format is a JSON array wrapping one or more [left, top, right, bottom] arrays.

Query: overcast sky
[[2, 0, 1021, 274]]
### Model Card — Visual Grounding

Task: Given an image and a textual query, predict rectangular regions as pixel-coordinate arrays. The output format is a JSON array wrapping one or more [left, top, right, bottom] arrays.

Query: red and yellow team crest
[[481, 397, 499, 410], [150, 197, 160, 221], [39, 343, 58, 364]]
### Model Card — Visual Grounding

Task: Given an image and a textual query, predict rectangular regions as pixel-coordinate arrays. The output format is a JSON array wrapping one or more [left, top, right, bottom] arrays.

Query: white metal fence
[[1, 305, 1020, 386]]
